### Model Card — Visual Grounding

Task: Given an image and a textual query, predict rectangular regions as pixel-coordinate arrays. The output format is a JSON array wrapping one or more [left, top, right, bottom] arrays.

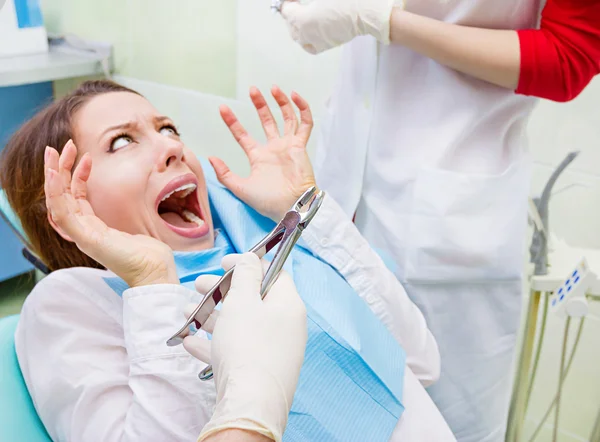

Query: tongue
[[160, 211, 196, 228]]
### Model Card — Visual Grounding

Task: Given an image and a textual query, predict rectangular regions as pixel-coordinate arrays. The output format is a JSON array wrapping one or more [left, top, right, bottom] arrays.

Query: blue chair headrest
[[0, 315, 52, 441], [0, 189, 49, 274], [0, 188, 26, 240]]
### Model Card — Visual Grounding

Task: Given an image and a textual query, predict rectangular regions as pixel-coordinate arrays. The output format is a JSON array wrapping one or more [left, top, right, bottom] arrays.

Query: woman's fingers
[[44, 142, 95, 244], [44, 147, 57, 199], [57, 140, 77, 193], [249, 87, 280, 140], [70, 153, 91, 198], [291, 92, 313, 146], [44, 145, 60, 173], [208, 157, 248, 202], [271, 85, 299, 136], [220, 105, 258, 154], [70, 153, 95, 215], [44, 146, 70, 220], [45, 166, 82, 240]]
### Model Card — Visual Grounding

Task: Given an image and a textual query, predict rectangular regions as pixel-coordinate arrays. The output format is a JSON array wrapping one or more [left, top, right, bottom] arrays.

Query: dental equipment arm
[[301, 194, 441, 385], [183, 254, 307, 442], [529, 151, 580, 276]]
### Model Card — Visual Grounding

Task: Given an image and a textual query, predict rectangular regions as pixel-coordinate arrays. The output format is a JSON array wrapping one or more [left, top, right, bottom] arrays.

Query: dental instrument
[[166, 186, 325, 380]]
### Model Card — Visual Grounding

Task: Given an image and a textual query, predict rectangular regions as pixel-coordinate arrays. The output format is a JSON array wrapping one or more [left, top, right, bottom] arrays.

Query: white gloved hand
[[281, 0, 399, 54], [183, 253, 307, 442]]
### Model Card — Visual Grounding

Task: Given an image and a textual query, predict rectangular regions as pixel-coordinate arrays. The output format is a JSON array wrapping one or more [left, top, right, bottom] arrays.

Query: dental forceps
[[166, 186, 325, 380]]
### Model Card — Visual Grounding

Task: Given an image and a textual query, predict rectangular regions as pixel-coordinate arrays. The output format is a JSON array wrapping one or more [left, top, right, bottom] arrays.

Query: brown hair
[[0, 80, 142, 272]]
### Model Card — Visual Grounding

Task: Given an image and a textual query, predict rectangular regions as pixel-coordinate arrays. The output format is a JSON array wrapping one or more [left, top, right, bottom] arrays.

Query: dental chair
[[0, 190, 52, 441]]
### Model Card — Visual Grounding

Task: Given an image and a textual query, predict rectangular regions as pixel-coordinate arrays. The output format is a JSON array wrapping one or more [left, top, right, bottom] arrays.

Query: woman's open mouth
[[156, 174, 209, 239]]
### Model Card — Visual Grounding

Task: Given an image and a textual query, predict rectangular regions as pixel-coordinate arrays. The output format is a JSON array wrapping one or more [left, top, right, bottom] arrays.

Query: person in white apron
[[279, 1, 562, 441]]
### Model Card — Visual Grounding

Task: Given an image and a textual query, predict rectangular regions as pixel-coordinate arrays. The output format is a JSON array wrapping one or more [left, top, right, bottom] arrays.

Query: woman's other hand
[[210, 86, 317, 222], [44, 140, 178, 287]]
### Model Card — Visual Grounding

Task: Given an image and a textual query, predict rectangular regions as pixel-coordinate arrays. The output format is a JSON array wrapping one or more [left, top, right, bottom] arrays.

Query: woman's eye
[[160, 126, 178, 137], [110, 135, 133, 151]]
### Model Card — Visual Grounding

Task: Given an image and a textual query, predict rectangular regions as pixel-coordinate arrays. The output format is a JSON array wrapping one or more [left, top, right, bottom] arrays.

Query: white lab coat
[[314, 2, 542, 441], [16, 195, 455, 442]]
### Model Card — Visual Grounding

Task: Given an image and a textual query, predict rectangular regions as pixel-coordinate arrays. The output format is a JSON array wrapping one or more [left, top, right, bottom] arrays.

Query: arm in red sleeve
[[517, 0, 600, 102]]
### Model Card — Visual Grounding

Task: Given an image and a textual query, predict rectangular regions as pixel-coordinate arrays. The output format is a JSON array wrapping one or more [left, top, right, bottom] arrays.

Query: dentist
[[279, 0, 600, 441]]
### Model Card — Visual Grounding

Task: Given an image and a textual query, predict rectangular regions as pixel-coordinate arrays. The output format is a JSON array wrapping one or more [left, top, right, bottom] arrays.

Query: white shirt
[[15, 195, 455, 442], [313, 4, 542, 441]]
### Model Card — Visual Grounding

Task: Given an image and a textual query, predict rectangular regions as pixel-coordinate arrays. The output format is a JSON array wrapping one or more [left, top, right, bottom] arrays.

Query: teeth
[[182, 210, 205, 227], [180, 189, 193, 198], [161, 183, 197, 202]]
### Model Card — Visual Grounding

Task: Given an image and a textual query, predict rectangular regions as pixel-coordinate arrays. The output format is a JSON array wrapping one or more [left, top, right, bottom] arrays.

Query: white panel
[[0, 0, 48, 57], [235, 1, 342, 156], [236, 1, 341, 104], [0, 0, 17, 32], [527, 76, 600, 178]]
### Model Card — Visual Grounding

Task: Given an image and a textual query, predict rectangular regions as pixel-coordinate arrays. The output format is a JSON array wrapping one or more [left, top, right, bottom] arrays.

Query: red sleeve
[[516, 0, 600, 102]]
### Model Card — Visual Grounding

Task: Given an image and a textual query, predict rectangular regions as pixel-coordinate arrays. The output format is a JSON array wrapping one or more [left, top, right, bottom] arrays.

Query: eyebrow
[[99, 115, 174, 140]]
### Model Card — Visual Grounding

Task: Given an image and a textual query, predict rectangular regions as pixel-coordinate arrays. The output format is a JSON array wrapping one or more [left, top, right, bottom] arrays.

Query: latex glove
[[282, 0, 398, 54], [183, 253, 307, 442], [44, 142, 177, 286], [209, 86, 317, 222]]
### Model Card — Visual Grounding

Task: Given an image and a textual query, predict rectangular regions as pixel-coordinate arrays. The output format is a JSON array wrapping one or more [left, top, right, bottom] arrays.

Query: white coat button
[[363, 95, 370, 109], [321, 238, 329, 247]]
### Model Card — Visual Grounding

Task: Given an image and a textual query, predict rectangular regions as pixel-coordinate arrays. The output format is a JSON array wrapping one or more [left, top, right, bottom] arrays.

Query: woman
[[280, 1, 600, 441], [0, 80, 455, 441]]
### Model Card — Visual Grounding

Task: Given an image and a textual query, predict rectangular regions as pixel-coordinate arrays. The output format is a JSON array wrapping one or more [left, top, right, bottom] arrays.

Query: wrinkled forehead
[[73, 92, 161, 142]]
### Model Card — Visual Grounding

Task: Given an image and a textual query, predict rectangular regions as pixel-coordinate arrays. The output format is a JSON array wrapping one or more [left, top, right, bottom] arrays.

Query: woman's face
[[72, 91, 214, 251]]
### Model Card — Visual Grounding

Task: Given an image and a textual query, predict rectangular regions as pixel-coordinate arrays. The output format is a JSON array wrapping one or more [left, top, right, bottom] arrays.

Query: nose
[[156, 137, 185, 172]]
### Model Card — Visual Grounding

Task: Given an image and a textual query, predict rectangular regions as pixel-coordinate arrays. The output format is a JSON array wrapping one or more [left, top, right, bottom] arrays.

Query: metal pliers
[[166, 186, 325, 380]]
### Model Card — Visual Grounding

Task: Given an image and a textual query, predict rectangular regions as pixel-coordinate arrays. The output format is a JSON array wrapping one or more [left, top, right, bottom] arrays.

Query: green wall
[[41, 0, 237, 97]]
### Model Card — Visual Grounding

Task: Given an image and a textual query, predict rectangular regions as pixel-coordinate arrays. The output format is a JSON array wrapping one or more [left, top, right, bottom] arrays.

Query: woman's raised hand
[[210, 86, 318, 222], [44, 141, 178, 287]]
